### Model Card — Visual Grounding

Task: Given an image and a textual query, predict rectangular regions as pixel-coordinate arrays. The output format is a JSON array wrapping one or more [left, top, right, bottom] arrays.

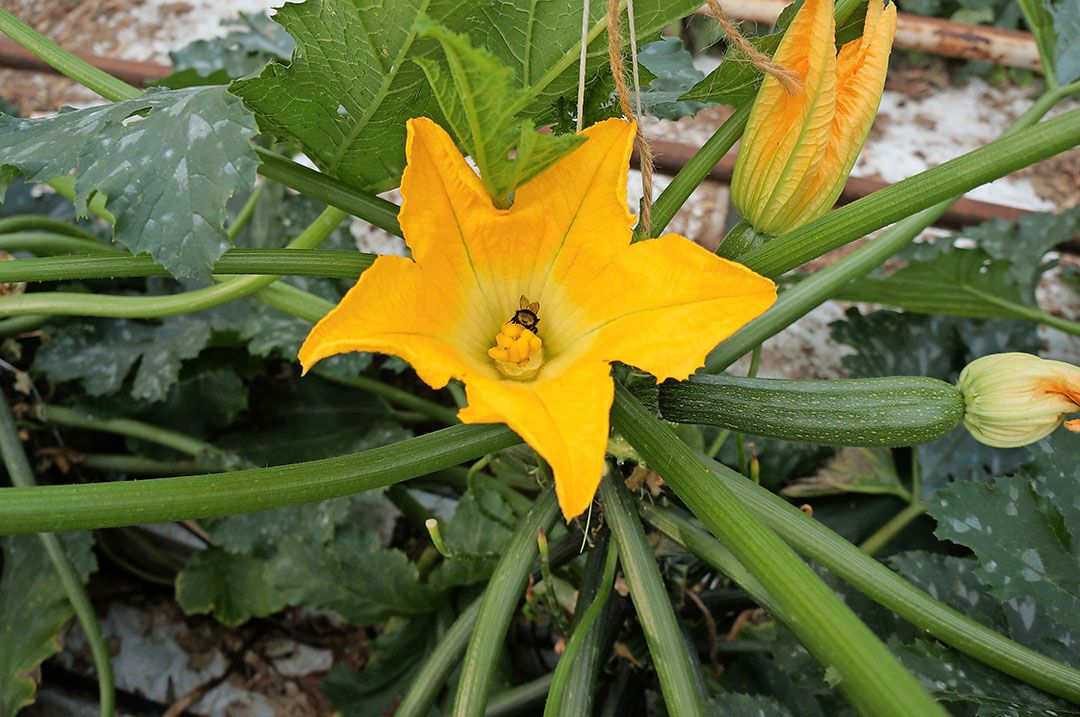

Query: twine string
[[704, 0, 802, 95], [607, 0, 654, 236]]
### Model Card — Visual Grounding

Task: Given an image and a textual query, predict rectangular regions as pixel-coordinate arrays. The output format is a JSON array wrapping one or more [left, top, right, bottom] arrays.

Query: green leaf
[[638, 37, 710, 120], [270, 525, 440, 624], [831, 308, 964, 380], [0, 532, 95, 717], [895, 639, 1080, 716], [204, 499, 351, 556], [1050, 0, 1080, 84], [33, 317, 211, 402], [0, 87, 259, 279], [962, 206, 1080, 294], [137, 363, 249, 437], [219, 377, 409, 464], [429, 486, 516, 588], [416, 21, 584, 203], [174, 548, 286, 627], [231, 0, 445, 193], [155, 12, 294, 88], [837, 248, 1028, 320], [680, 34, 781, 105], [233, 0, 701, 193], [929, 431, 1080, 639]]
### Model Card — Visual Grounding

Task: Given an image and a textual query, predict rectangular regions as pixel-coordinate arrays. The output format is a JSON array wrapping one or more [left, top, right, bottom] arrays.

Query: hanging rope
[[607, 0, 654, 236], [704, 0, 802, 95]]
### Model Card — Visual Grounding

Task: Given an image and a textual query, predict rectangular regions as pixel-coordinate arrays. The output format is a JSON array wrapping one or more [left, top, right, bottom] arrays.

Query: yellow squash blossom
[[731, 0, 897, 236], [958, 352, 1080, 448], [299, 118, 776, 518]]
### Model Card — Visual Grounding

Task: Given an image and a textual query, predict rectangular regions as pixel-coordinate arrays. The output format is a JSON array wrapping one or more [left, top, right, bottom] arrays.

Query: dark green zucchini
[[658, 374, 964, 446]]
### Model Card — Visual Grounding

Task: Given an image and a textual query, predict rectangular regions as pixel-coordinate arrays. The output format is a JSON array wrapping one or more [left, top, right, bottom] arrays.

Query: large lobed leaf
[[33, 317, 212, 403], [0, 533, 96, 717], [157, 12, 294, 88], [0, 87, 259, 279], [233, 0, 701, 193], [929, 431, 1080, 639], [844, 207, 1080, 319]]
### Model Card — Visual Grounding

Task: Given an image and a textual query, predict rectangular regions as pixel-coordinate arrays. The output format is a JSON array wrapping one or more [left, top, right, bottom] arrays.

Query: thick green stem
[[641, 503, 773, 611], [0, 232, 115, 256], [0, 207, 347, 318], [0, 8, 139, 102], [0, 249, 374, 283], [550, 530, 617, 716], [740, 107, 1080, 278], [0, 217, 101, 240], [254, 280, 334, 323], [692, 445, 1080, 703], [0, 423, 519, 534], [254, 148, 403, 236], [600, 475, 705, 716], [452, 487, 559, 717], [395, 599, 482, 717], [611, 386, 945, 716], [0, 394, 116, 717], [0, 314, 49, 337]]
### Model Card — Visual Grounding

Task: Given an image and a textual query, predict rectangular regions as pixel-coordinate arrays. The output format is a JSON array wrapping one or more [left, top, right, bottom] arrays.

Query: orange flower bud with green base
[[731, 0, 897, 236], [959, 352, 1080, 448]]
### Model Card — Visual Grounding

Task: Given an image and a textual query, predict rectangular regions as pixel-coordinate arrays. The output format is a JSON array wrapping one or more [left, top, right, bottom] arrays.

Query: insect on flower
[[299, 118, 776, 518]]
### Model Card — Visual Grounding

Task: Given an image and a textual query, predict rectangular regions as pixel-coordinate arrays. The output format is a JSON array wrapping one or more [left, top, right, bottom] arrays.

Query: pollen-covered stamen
[[488, 321, 544, 380]]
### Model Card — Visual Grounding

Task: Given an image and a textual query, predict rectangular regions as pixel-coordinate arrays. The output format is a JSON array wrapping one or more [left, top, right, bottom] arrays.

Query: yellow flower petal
[[564, 234, 777, 381], [301, 117, 777, 519], [731, 0, 836, 235], [459, 358, 614, 519], [298, 255, 494, 388]]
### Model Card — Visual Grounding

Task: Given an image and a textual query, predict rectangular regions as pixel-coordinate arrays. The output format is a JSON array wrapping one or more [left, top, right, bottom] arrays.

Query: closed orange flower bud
[[958, 353, 1080, 448], [731, 0, 897, 236]]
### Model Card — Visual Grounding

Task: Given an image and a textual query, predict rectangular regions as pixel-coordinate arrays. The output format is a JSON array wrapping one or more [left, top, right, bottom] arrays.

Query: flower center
[[487, 317, 544, 381]]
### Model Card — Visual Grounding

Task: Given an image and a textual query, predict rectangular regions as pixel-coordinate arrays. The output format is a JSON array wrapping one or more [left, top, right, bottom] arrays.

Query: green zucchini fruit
[[658, 374, 964, 446]]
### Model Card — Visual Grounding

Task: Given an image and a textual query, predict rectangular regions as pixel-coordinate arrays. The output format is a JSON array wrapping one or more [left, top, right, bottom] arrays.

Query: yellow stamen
[[489, 322, 544, 380]]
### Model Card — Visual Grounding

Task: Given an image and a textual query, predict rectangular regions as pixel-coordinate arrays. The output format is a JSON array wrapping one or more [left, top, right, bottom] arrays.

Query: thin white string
[[576, 0, 591, 132]]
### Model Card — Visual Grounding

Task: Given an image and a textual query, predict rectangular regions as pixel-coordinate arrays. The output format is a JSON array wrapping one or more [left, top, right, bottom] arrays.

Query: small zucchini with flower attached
[[658, 374, 964, 446]]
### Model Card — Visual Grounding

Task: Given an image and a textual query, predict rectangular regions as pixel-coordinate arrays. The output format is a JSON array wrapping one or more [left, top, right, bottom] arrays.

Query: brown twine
[[704, 0, 802, 95], [607, 0, 654, 236]]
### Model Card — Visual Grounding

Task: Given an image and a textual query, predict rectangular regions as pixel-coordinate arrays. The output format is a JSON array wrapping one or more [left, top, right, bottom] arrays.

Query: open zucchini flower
[[731, 0, 897, 236], [299, 118, 776, 518], [958, 353, 1080, 448]]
